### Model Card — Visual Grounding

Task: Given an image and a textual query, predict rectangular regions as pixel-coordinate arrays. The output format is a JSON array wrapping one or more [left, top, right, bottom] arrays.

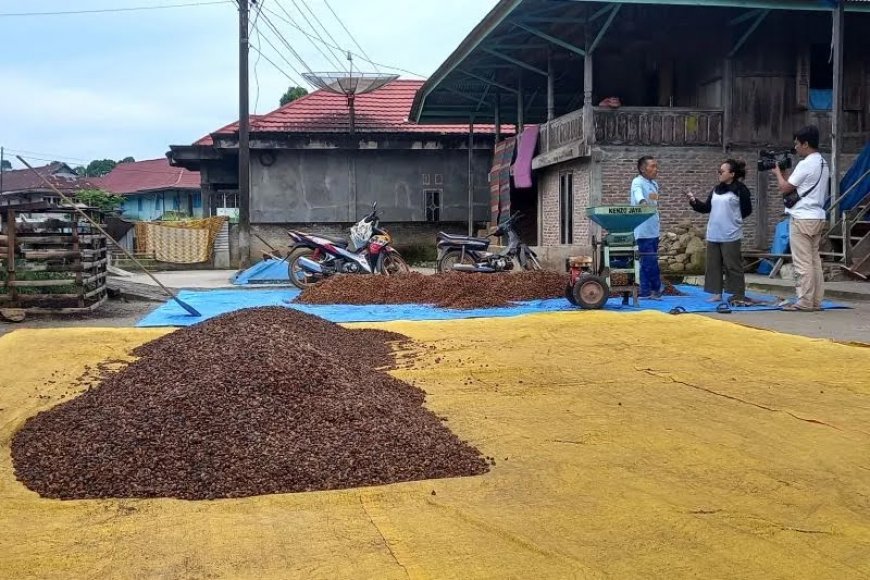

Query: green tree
[[0, 159, 11, 171], [73, 165, 86, 176], [74, 188, 124, 212], [84, 159, 117, 177], [280, 86, 308, 107], [120, 156, 135, 163]]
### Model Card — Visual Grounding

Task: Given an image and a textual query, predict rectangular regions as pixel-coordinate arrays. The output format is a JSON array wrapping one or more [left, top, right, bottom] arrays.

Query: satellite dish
[[303, 53, 398, 134]]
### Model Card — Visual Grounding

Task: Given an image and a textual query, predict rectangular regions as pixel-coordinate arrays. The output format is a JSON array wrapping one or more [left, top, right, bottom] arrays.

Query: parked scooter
[[287, 202, 410, 289], [435, 212, 541, 273]]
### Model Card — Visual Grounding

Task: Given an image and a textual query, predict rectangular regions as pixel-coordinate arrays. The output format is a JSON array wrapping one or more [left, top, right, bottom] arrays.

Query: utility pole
[[238, 0, 252, 267], [0, 147, 5, 195]]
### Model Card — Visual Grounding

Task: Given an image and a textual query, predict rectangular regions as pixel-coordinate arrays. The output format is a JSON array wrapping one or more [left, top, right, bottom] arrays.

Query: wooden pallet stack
[[0, 207, 109, 313]]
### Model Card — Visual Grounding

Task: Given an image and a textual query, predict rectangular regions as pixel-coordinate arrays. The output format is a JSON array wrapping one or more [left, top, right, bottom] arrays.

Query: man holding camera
[[774, 125, 829, 312]]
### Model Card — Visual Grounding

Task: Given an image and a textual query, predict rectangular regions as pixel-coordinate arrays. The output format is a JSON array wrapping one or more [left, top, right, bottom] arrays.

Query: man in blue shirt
[[630, 156, 662, 299]]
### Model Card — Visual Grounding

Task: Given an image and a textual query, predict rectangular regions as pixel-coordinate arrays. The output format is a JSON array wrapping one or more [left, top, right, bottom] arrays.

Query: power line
[[255, 8, 315, 76], [251, 0, 266, 113], [296, 0, 349, 68], [323, 0, 379, 73], [0, 1, 232, 18], [263, 6, 424, 78], [271, 0, 343, 69], [251, 18, 309, 83], [288, 0, 344, 68]]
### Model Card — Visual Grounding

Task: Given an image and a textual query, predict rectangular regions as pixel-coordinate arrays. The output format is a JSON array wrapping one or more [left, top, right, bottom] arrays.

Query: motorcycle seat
[[315, 234, 349, 247], [437, 232, 489, 243]]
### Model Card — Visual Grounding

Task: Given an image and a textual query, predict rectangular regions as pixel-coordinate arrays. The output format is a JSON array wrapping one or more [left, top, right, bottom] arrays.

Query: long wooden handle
[[16, 156, 181, 301]]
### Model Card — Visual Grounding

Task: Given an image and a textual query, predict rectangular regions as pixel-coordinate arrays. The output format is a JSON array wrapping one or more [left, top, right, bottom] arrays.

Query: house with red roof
[[168, 79, 508, 258], [97, 158, 201, 221], [0, 162, 98, 210]]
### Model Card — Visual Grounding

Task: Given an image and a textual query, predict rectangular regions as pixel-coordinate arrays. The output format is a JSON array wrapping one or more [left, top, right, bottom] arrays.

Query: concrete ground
[[2, 270, 869, 343]]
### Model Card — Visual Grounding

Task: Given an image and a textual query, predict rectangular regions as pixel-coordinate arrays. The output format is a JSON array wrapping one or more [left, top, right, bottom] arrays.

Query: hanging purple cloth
[[511, 124, 539, 189]]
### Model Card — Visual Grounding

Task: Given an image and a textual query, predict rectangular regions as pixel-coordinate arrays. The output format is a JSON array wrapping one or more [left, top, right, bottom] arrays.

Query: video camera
[[757, 148, 795, 172]]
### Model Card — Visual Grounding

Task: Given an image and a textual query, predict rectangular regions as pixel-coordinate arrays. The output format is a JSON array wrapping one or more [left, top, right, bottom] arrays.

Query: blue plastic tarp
[[839, 141, 870, 213], [136, 285, 845, 328], [757, 219, 790, 275], [232, 258, 291, 285]]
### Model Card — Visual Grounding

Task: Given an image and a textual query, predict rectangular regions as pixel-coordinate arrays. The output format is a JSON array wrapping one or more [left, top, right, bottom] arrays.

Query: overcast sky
[[0, 0, 496, 169]]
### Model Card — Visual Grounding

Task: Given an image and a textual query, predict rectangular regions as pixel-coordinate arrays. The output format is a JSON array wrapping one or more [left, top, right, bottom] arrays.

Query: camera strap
[[792, 158, 827, 202]]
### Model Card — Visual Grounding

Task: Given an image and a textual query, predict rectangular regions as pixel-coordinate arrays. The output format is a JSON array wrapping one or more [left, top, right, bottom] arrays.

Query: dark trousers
[[637, 237, 661, 296], [705, 240, 745, 298]]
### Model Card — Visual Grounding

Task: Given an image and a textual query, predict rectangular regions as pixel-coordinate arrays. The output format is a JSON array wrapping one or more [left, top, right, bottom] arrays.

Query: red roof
[[0, 162, 97, 194], [196, 80, 508, 144], [97, 158, 200, 195]]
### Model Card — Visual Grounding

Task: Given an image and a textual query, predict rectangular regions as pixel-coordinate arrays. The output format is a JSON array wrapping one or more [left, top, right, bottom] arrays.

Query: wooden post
[[547, 50, 555, 122], [517, 73, 524, 133], [72, 213, 84, 308], [468, 120, 475, 236], [6, 210, 16, 306], [830, 2, 845, 229], [583, 23, 594, 147], [494, 93, 501, 143], [756, 170, 769, 250], [722, 58, 733, 151]]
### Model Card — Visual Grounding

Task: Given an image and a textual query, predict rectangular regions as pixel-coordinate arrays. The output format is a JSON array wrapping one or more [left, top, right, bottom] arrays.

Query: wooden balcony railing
[[538, 108, 585, 155], [594, 107, 724, 146]]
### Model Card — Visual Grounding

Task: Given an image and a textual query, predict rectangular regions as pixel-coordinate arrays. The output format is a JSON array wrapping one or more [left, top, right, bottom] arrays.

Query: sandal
[[669, 306, 687, 315], [729, 298, 753, 307], [716, 303, 732, 314], [781, 304, 814, 312]]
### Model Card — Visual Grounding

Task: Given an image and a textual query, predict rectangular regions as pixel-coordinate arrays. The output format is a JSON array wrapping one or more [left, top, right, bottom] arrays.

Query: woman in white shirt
[[686, 159, 753, 305]]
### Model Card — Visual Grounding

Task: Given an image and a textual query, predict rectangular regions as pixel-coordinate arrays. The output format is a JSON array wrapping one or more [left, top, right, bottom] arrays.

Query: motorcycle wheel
[[436, 249, 475, 273], [522, 252, 543, 271], [571, 274, 610, 310], [381, 251, 411, 276], [288, 248, 325, 290]]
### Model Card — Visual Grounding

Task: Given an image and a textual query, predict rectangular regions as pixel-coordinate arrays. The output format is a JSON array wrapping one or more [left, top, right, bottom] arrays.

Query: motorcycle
[[435, 212, 542, 273], [287, 202, 410, 289]]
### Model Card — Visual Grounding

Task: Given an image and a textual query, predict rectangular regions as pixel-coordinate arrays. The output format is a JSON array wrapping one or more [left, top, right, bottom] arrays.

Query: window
[[422, 173, 431, 185], [434, 174, 443, 185], [559, 173, 573, 245], [797, 45, 834, 111], [424, 189, 441, 222]]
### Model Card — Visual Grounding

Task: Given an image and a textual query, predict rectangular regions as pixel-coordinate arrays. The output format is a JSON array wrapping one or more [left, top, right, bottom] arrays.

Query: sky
[[0, 0, 497, 169]]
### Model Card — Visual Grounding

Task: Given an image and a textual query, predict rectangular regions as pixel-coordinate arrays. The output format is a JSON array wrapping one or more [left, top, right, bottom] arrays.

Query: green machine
[[566, 205, 657, 309]]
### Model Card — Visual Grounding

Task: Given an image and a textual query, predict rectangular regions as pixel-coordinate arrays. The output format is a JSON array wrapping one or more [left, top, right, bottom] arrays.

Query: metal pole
[[0, 146, 4, 195], [494, 93, 501, 143], [468, 120, 475, 236], [830, 2, 845, 230], [238, 0, 252, 267]]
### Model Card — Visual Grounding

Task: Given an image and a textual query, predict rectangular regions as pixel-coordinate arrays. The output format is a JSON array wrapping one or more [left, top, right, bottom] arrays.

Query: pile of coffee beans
[[296, 271, 570, 309], [11, 308, 489, 500]]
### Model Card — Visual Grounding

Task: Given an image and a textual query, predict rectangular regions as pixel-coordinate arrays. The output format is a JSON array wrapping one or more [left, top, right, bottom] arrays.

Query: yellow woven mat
[[1, 313, 869, 578]]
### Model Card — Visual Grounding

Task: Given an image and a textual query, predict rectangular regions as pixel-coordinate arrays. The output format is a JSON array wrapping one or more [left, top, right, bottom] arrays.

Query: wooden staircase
[[826, 185, 870, 280]]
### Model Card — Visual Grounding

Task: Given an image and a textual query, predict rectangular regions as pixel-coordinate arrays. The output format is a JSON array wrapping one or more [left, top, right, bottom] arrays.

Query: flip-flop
[[716, 303, 732, 314], [669, 306, 687, 315], [781, 304, 815, 312]]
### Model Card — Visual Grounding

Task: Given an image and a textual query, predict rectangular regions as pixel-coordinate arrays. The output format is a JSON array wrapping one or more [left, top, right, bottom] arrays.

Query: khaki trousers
[[789, 218, 826, 308]]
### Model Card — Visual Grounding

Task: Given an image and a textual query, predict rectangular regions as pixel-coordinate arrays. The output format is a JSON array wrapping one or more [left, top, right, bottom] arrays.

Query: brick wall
[[538, 158, 592, 246], [595, 146, 857, 250]]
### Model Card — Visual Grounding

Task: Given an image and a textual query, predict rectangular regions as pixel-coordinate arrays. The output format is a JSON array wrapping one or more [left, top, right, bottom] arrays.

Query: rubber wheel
[[381, 251, 411, 276], [571, 274, 610, 310], [522, 253, 542, 271], [565, 282, 578, 305], [436, 250, 475, 273], [288, 248, 323, 290]]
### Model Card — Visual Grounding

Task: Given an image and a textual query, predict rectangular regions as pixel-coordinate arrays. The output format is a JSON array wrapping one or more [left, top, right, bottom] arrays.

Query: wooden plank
[[82, 272, 107, 286], [7, 234, 103, 244], [15, 295, 108, 315], [83, 286, 107, 299], [769, 257, 786, 279], [6, 210, 16, 304], [7, 279, 77, 288], [23, 250, 82, 259]]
